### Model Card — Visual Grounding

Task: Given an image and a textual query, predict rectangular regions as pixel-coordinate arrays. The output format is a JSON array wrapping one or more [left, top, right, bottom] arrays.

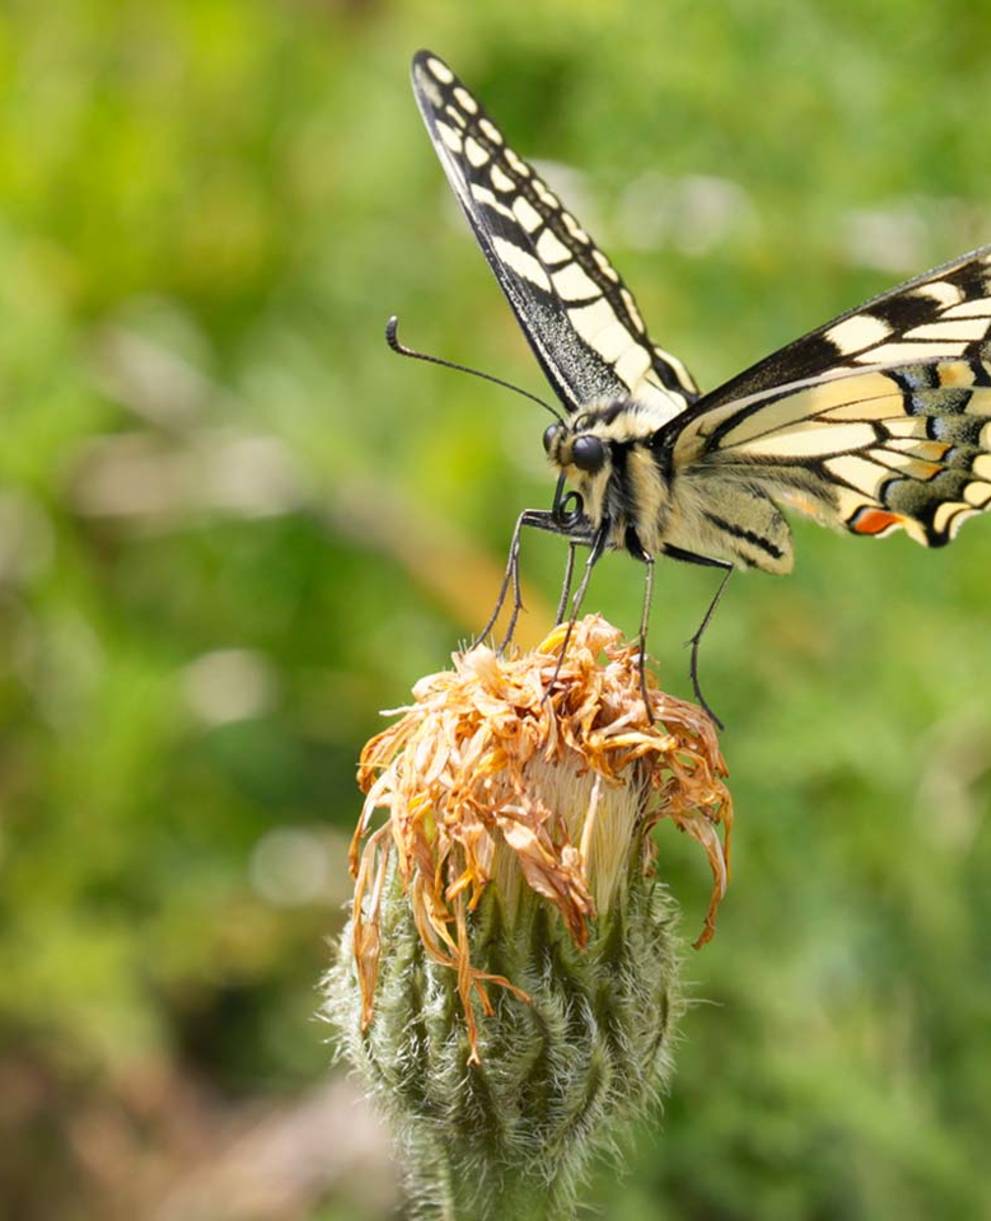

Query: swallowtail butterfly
[[405, 50, 991, 724]]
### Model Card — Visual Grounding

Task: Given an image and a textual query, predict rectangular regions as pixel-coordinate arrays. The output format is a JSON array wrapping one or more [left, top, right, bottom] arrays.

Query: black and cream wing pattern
[[670, 248, 991, 548], [414, 49, 991, 558], [411, 50, 698, 421]]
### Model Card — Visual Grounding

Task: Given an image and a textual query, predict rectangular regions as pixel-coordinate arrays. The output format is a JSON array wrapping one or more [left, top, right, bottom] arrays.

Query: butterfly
[[400, 50, 991, 726]]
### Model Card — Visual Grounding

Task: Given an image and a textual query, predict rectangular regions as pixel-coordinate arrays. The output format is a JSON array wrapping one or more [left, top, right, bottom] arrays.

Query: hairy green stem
[[407, 1131, 560, 1220]]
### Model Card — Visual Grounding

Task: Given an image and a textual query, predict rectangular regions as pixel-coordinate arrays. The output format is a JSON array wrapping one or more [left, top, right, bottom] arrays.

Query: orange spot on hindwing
[[851, 507, 904, 536]]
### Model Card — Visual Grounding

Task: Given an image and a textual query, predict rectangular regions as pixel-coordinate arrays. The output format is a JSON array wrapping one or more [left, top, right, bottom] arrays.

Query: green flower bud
[[325, 615, 731, 1220]]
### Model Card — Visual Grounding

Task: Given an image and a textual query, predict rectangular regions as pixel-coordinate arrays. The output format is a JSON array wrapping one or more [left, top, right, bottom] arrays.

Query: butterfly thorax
[[543, 399, 675, 555], [543, 397, 801, 572]]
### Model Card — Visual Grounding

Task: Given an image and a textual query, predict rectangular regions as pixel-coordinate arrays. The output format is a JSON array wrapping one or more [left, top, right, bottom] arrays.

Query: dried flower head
[[326, 614, 733, 1217], [348, 613, 731, 1058]]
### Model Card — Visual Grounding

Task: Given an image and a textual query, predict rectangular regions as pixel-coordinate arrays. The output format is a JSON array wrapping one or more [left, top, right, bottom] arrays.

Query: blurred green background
[[2, 1, 990, 1217]]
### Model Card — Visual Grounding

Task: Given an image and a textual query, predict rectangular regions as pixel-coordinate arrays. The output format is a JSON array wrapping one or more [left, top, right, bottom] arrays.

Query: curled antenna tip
[[381, 314, 564, 423]]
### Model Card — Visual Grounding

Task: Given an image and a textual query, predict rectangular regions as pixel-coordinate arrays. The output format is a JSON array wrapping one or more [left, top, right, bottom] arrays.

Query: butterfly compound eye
[[571, 435, 605, 472], [542, 423, 561, 454]]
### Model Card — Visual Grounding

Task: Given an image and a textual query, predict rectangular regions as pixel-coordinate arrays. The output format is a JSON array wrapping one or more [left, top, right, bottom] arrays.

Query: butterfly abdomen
[[663, 475, 795, 573]]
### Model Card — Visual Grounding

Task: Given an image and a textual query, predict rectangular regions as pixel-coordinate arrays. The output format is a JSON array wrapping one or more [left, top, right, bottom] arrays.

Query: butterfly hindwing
[[667, 246, 991, 551], [411, 50, 697, 419], [673, 357, 991, 548]]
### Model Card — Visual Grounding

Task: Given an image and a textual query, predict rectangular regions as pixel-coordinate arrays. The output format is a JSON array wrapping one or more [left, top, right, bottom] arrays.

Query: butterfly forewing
[[411, 51, 698, 419], [698, 246, 991, 410]]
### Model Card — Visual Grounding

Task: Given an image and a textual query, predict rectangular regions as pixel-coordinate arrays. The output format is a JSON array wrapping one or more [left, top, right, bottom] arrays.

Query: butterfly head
[[543, 413, 613, 522], [542, 422, 607, 475], [543, 401, 669, 532]]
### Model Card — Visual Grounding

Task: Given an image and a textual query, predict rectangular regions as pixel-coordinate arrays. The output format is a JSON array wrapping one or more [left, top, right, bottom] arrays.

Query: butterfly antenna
[[386, 315, 565, 423]]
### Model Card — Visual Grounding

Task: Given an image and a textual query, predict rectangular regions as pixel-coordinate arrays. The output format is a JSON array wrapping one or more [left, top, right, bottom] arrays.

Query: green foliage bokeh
[[1, 1, 990, 1217]]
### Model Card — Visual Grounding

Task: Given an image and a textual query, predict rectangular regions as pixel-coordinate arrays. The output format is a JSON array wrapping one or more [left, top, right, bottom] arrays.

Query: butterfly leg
[[496, 519, 529, 652], [636, 556, 656, 723], [472, 516, 525, 649], [544, 518, 609, 702], [553, 542, 578, 626], [662, 545, 735, 730], [498, 511, 593, 651], [476, 510, 591, 652], [686, 564, 733, 728]]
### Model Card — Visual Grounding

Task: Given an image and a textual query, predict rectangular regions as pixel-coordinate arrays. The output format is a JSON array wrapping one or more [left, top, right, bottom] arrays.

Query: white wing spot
[[479, 118, 503, 145], [938, 361, 978, 388], [856, 340, 969, 362], [633, 379, 687, 418], [911, 280, 964, 308], [444, 105, 467, 128], [552, 262, 600, 300], [882, 418, 930, 439], [434, 121, 463, 153], [973, 453, 991, 479], [823, 454, 891, 497], [942, 299, 991, 319], [533, 180, 559, 209], [453, 86, 478, 114], [967, 390, 991, 419], [464, 136, 489, 167], [415, 69, 443, 107], [470, 182, 515, 220], [436, 121, 463, 154], [620, 287, 645, 334], [615, 345, 652, 387], [504, 148, 529, 175], [580, 318, 632, 362], [964, 481, 991, 507], [933, 501, 961, 534], [592, 249, 620, 282], [561, 212, 589, 243], [426, 57, 454, 84], [904, 318, 989, 342], [491, 235, 552, 290], [823, 313, 892, 354], [511, 195, 542, 233], [568, 298, 621, 344], [490, 164, 514, 192], [535, 228, 570, 263]]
